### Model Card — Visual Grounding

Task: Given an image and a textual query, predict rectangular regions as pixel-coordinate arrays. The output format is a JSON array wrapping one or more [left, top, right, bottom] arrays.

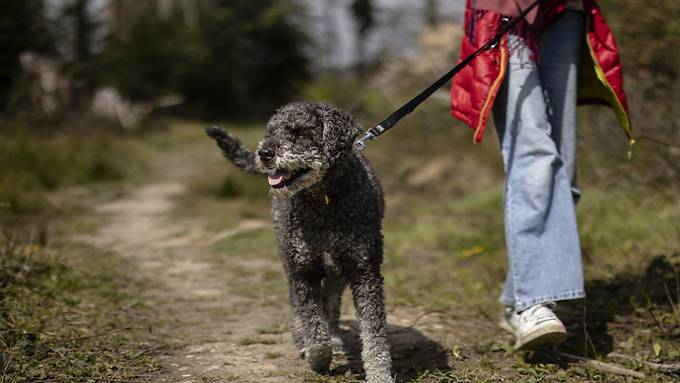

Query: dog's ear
[[319, 105, 360, 162]]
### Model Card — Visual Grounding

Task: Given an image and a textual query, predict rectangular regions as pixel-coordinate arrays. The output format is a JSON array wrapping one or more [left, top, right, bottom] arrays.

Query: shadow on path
[[527, 253, 680, 365], [331, 320, 450, 382]]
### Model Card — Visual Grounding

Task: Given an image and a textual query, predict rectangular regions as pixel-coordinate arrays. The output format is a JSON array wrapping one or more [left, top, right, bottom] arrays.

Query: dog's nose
[[258, 148, 275, 160]]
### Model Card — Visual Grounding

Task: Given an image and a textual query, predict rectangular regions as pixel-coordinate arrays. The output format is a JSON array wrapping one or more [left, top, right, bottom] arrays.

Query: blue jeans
[[492, 11, 586, 312]]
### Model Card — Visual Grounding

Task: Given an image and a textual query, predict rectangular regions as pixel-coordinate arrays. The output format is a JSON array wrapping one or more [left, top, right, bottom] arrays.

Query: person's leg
[[493, 29, 584, 313], [540, 11, 586, 203]]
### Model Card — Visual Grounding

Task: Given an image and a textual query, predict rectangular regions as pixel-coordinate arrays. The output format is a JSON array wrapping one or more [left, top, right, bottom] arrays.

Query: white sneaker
[[499, 303, 567, 350]]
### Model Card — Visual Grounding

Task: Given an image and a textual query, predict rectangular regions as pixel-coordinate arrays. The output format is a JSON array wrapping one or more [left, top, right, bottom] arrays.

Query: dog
[[205, 102, 392, 382]]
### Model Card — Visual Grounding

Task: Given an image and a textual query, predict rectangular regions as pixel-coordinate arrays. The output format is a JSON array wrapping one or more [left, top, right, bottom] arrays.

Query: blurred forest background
[[1, 0, 678, 212], [1, 1, 680, 382]]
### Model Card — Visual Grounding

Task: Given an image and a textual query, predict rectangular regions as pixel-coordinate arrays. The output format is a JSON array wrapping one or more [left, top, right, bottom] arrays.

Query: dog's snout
[[258, 148, 275, 160]]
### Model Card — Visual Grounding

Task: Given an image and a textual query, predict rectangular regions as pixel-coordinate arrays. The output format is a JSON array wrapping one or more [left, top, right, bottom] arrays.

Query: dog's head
[[255, 102, 360, 197]]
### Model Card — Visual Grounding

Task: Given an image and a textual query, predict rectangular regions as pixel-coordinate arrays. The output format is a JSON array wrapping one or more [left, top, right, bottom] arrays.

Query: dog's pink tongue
[[267, 170, 292, 186]]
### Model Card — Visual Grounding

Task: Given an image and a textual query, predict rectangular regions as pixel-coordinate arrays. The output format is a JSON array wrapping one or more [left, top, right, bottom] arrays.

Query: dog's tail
[[205, 126, 263, 175]]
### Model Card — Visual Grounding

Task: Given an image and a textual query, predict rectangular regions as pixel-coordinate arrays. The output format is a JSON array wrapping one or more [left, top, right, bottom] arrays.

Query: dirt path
[[69, 133, 461, 382], [67, 127, 510, 382], [73, 139, 315, 382], [62, 127, 677, 383]]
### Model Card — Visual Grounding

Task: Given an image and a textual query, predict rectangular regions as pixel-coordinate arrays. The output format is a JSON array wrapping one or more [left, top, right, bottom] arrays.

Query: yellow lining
[[584, 15, 634, 154], [473, 35, 508, 143]]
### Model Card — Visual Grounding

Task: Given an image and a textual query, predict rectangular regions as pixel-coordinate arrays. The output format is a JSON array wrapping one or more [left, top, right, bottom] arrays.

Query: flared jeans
[[493, 11, 586, 311]]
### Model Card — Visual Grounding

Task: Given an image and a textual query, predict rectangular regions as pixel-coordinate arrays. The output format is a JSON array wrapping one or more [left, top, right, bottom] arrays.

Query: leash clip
[[354, 124, 386, 151], [355, 131, 376, 151]]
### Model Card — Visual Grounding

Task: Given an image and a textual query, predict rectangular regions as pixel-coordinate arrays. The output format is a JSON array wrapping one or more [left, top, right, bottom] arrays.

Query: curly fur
[[206, 102, 392, 382]]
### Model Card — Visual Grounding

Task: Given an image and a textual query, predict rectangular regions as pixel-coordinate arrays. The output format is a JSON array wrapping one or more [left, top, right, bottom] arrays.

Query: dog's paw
[[365, 371, 394, 383], [204, 125, 229, 141], [205, 125, 242, 154], [303, 344, 332, 373], [330, 334, 346, 355], [205, 125, 236, 147]]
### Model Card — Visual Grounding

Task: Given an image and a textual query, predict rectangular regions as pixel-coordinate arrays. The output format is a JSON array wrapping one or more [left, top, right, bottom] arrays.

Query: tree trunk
[[425, 0, 439, 27], [69, 0, 93, 109]]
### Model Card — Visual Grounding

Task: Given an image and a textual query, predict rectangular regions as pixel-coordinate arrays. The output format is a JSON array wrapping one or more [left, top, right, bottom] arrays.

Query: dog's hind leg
[[351, 266, 393, 383], [289, 291, 306, 356], [289, 275, 333, 373], [321, 276, 346, 350]]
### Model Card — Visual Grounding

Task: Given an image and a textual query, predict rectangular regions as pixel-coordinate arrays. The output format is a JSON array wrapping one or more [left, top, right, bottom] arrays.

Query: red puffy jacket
[[450, 0, 633, 147]]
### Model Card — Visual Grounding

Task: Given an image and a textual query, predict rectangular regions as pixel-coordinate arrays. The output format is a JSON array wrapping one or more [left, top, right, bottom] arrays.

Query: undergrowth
[[0, 229, 163, 382], [0, 119, 146, 216]]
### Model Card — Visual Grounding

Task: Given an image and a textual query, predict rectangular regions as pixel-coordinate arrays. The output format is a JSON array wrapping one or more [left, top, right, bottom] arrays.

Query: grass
[[0, 118, 162, 382], [162, 98, 679, 380], [0, 232, 165, 382], [238, 336, 279, 346], [1, 85, 679, 381], [264, 351, 284, 359], [214, 230, 276, 255], [0, 119, 147, 217], [299, 80, 680, 380], [256, 324, 287, 335]]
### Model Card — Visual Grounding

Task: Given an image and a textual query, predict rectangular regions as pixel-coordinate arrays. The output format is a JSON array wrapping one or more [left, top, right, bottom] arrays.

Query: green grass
[[0, 120, 147, 216], [214, 230, 276, 255], [0, 119, 163, 381], [256, 323, 287, 335], [579, 188, 680, 271], [1, 91, 678, 381], [174, 91, 679, 380], [0, 233, 164, 382]]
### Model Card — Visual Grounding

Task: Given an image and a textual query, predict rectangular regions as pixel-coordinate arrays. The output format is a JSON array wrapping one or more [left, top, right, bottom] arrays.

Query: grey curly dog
[[205, 102, 392, 382]]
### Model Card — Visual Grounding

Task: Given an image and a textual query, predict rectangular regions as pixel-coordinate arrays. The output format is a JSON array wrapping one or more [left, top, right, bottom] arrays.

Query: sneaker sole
[[515, 323, 567, 351]]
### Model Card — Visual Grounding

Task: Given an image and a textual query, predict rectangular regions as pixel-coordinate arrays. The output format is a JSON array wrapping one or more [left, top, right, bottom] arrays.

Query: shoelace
[[522, 303, 558, 325]]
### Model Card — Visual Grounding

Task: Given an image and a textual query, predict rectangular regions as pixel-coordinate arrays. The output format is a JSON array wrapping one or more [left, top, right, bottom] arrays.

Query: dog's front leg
[[351, 266, 393, 383], [289, 274, 333, 373], [204, 126, 262, 174]]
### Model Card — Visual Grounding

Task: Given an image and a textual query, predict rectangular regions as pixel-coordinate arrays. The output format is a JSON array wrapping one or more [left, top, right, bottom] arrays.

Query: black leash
[[355, 0, 546, 150]]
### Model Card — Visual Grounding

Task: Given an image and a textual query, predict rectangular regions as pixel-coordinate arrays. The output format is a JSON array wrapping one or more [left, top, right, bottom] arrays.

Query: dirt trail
[[71, 134, 463, 383], [73, 139, 316, 382]]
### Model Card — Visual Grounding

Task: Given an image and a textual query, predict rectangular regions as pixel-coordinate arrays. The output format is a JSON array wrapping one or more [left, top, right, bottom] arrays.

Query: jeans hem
[[501, 289, 586, 312]]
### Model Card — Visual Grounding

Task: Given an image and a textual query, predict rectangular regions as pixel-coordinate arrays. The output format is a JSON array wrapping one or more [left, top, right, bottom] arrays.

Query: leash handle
[[355, 0, 546, 150]]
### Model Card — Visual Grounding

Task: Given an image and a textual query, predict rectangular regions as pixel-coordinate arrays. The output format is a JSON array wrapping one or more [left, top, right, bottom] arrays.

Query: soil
[[65, 128, 678, 383], [70, 137, 458, 383]]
